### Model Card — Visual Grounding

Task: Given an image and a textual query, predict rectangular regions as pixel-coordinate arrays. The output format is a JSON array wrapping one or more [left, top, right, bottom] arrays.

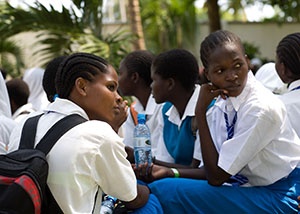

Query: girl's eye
[[107, 85, 116, 91], [235, 63, 241, 68], [216, 69, 223, 74]]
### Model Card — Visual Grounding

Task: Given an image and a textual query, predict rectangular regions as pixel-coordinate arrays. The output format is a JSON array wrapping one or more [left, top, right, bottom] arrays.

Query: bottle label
[[134, 137, 151, 147]]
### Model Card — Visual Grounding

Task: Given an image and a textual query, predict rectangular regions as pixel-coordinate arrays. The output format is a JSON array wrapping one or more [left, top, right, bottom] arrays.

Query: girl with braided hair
[[275, 33, 300, 213], [276, 32, 300, 137], [147, 30, 300, 213], [8, 52, 163, 213]]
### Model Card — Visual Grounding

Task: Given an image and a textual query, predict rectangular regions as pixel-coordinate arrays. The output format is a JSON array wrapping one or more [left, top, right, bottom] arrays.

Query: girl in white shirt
[[276, 32, 300, 137], [148, 30, 300, 213], [0, 73, 16, 154], [8, 53, 162, 213]]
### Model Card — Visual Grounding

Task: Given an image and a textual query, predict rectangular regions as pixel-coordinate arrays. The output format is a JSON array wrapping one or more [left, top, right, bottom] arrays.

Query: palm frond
[[0, 39, 24, 77]]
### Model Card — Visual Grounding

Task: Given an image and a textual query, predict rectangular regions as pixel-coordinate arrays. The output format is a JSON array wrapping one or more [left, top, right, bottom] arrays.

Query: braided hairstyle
[[43, 56, 67, 102], [152, 48, 199, 92], [55, 52, 110, 98], [200, 30, 245, 69], [122, 50, 154, 87], [276, 32, 300, 78]]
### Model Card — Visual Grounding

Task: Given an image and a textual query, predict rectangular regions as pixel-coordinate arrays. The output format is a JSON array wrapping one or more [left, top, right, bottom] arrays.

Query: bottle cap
[[137, 113, 146, 123]]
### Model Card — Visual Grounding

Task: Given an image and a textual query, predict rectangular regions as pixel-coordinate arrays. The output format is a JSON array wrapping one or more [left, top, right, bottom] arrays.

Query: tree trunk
[[128, 0, 146, 50], [206, 0, 221, 32]]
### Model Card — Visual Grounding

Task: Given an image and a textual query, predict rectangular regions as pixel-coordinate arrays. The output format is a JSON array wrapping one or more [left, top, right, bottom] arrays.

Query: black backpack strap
[[19, 114, 44, 149], [36, 114, 87, 155], [38, 114, 86, 214]]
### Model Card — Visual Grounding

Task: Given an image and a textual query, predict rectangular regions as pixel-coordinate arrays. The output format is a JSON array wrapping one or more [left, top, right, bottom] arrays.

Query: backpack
[[0, 113, 87, 214]]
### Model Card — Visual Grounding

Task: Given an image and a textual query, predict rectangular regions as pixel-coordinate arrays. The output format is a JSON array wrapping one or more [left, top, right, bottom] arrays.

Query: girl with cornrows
[[276, 32, 300, 137], [8, 53, 163, 213], [147, 30, 300, 213]]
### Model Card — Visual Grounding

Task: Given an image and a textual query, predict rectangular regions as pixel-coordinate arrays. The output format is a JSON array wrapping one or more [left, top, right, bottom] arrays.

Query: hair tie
[[53, 94, 59, 101]]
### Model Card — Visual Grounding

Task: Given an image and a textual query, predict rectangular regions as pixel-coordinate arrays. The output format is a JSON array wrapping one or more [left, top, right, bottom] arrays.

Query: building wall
[[13, 21, 300, 71], [195, 21, 300, 65]]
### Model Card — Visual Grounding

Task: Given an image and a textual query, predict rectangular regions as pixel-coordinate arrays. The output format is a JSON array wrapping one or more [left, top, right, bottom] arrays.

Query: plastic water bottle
[[100, 195, 117, 214], [134, 113, 152, 166]]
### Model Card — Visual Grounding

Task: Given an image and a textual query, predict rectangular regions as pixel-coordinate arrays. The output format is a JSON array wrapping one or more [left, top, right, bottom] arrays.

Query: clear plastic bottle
[[133, 113, 152, 166], [100, 195, 117, 214]]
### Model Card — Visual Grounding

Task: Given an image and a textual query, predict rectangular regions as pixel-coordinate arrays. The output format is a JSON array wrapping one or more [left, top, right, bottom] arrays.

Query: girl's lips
[[113, 106, 120, 113]]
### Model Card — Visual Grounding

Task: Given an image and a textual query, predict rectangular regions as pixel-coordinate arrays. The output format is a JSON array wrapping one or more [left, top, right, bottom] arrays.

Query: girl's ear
[[75, 77, 88, 96], [167, 77, 175, 91], [204, 68, 210, 82], [131, 72, 139, 83], [199, 67, 209, 84]]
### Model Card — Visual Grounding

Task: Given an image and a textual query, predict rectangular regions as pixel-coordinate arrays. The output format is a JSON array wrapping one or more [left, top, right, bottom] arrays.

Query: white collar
[[288, 79, 300, 92], [44, 98, 90, 120]]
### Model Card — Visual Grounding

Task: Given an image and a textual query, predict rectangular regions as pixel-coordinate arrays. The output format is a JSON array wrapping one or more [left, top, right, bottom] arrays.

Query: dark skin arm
[[154, 158, 200, 169], [132, 146, 201, 181], [195, 83, 231, 186], [123, 184, 150, 210], [134, 163, 207, 183], [125, 146, 135, 163]]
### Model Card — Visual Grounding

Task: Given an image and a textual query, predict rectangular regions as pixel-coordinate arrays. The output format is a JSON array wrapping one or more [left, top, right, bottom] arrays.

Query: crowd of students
[[1, 30, 300, 213]]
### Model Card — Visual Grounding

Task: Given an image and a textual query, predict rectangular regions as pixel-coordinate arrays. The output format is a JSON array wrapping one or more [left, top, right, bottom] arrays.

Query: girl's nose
[[116, 92, 123, 104], [226, 70, 238, 80]]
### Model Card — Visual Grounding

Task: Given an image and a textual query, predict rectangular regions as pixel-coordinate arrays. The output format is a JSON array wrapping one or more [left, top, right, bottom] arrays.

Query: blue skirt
[[148, 168, 300, 214]]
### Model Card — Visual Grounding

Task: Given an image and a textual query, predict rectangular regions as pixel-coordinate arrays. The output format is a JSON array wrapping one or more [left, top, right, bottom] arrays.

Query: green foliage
[[0, 0, 133, 76], [0, 38, 24, 77], [140, 0, 197, 53], [261, 0, 300, 22]]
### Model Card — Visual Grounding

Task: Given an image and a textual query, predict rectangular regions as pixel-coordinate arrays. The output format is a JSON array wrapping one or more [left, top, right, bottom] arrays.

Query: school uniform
[[155, 84, 201, 165], [149, 72, 300, 213], [121, 94, 163, 157], [12, 103, 35, 123], [279, 79, 300, 138], [255, 62, 287, 94], [8, 98, 163, 213], [0, 74, 16, 154], [0, 116, 16, 154]]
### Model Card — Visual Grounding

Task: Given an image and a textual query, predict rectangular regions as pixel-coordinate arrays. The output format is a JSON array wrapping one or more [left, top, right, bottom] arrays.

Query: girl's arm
[[195, 83, 231, 186], [134, 164, 207, 182]]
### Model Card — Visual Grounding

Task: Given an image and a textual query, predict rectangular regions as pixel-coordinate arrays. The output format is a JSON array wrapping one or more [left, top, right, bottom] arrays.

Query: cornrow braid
[[276, 32, 300, 77], [200, 30, 244, 68], [123, 50, 154, 87], [43, 56, 67, 102], [55, 52, 110, 98]]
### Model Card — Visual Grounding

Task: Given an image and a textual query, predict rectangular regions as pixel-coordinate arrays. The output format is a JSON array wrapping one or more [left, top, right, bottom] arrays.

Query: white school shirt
[[0, 116, 16, 154], [278, 79, 300, 138], [0, 72, 11, 118], [255, 62, 287, 95], [121, 94, 163, 157], [0, 74, 16, 154], [8, 98, 137, 213], [12, 103, 35, 123], [198, 72, 300, 186], [155, 84, 201, 163]]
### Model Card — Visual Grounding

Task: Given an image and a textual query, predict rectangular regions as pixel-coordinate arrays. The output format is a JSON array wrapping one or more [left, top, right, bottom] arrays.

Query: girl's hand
[[111, 100, 128, 132], [198, 83, 228, 111], [133, 163, 170, 182]]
